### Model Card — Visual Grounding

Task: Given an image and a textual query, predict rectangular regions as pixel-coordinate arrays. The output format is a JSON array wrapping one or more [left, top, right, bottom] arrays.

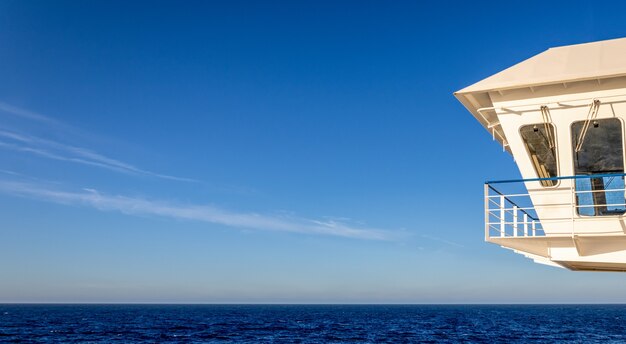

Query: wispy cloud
[[0, 101, 61, 125], [0, 112, 195, 182], [0, 180, 395, 241], [0, 102, 394, 241]]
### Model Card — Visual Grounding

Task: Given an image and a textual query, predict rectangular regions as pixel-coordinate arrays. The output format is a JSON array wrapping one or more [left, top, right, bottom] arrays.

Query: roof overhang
[[455, 37, 626, 153]]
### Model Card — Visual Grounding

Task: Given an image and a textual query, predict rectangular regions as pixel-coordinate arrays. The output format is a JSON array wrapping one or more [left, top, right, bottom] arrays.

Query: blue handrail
[[486, 172, 626, 185]]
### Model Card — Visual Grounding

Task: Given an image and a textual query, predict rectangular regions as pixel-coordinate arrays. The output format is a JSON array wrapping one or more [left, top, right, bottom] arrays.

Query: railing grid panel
[[484, 173, 626, 238]]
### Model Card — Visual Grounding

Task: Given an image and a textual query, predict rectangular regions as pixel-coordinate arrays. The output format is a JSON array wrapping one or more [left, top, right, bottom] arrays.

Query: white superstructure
[[456, 37, 626, 271]]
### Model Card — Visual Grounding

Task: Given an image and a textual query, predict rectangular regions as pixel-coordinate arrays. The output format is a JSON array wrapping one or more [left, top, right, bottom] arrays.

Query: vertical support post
[[500, 195, 505, 237], [571, 178, 576, 237], [532, 220, 536, 236], [484, 184, 490, 240], [523, 213, 528, 236], [513, 205, 518, 237]]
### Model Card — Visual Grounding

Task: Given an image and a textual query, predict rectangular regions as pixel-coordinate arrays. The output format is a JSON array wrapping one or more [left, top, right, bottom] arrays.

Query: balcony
[[484, 173, 626, 270]]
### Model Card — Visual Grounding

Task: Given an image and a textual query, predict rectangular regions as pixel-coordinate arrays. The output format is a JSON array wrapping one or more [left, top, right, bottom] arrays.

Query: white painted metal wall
[[490, 77, 626, 236]]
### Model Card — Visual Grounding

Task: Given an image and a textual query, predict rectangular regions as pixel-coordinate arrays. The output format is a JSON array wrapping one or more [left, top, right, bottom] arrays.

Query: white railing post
[[571, 178, 576, 236], [532, 220, 536, 236], [513, 205, 518, 237], [500, 195, 505, 237], [484, 184, 490, 240], [523, 213, 528, 236]]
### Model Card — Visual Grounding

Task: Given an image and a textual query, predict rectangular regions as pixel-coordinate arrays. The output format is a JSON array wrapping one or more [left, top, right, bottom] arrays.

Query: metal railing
[[484, 173, 626, 239]]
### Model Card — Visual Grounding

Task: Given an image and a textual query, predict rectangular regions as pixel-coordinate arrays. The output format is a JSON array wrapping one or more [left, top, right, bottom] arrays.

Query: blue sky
[[2, 0, 626, 303]]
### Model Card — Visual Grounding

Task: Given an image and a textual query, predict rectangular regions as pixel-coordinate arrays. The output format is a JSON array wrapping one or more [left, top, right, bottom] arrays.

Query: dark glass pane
[[572, 118, 624, 173], [520, 124, 557, 187], [576, 176, 626, 216], [572, 118, 625, 216]]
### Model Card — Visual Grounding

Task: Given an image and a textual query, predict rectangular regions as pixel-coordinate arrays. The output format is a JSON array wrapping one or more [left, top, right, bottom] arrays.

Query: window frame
[[519, 122, 560, 188], [570, 117, 626, 217]]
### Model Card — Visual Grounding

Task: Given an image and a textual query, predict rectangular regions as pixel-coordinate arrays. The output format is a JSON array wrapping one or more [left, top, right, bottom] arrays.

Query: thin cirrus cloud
[[0, 179, 395, 241], [0, 102, 195, 182], [0, 101, 396, 241], [0, 130, 196, 182], [0, 101, 60, 124]]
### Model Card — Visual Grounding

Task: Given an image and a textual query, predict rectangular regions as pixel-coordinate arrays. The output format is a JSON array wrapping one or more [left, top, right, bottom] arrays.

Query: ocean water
[[1, 304, 626, 343]]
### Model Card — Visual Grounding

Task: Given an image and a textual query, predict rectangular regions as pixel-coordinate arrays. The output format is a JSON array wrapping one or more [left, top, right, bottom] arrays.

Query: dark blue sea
[[1, 304, 626, 343]]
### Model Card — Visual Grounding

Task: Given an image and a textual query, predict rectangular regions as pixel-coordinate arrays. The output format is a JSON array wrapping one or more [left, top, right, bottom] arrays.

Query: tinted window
[[572, 118, 624, 173], [520, 124, 557, 187], [572, 118, 625, 216]]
